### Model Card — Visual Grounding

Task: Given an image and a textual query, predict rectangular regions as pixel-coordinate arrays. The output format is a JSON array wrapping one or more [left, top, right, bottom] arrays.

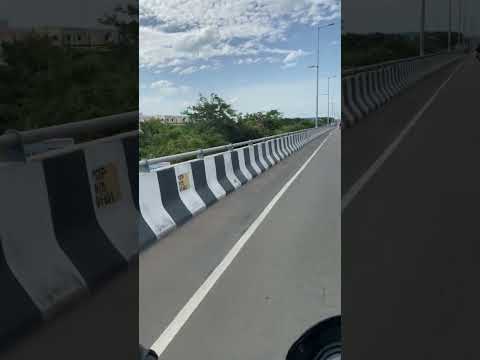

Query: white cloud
[[283, 49, 308, 63], [140, 0, 340, 70], [151, 79, 174, 89], [170, 63, 220, 75], [149, 79, 191, 96]]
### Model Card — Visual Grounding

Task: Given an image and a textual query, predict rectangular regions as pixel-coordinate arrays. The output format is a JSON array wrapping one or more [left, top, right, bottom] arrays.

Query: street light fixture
[[309, 22, 335, 128]]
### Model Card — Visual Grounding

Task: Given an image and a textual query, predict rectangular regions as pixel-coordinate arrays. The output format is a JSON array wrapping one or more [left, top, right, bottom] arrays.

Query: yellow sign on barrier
[[178, 173, 190, 192], [93, 163, 122, 208]]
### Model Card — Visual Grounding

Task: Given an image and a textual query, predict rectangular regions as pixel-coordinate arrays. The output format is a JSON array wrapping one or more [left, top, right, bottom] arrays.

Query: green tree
[[98, 4, 139, 46], [139, 94, 315, 160], [0, 4, 138, 135], [238, 110, 284, 139], [183, 93, 241, 142], [139, 120, 225, 159]]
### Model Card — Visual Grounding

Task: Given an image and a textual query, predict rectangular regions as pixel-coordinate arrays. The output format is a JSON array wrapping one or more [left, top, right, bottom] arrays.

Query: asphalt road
[[140, 127, 340, 359], [342, 54, 480, 359]]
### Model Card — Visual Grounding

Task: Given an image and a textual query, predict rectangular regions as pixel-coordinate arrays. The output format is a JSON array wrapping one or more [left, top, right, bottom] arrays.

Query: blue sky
[[139, 0, 341, 118]]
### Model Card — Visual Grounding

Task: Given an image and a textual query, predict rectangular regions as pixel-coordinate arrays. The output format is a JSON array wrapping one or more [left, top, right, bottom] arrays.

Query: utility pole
[[327, 75, 336, 124], [448, 0, 452, 52], [463, 0, 468, 48], [327, 75, 330, 125], [458, 0, 462, 48], [420, 0, 426, 56], [315, 25, 320, 128], [309, 22, 334, 128]]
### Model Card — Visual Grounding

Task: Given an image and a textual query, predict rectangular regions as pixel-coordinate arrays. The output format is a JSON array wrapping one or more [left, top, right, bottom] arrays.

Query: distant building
[[34, 26, 118, 47], [141, 115, 189, 125], [0, 21, 118, 49], [158, 115, 189, 125]]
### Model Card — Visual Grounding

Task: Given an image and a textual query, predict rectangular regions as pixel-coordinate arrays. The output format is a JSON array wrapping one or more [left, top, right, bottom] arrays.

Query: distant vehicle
[[286, 316, 341, 360]]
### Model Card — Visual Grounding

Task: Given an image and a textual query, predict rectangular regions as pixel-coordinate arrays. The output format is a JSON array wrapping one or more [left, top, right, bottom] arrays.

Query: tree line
[[0, 5, 138, 137], [342, 32, 463, 68], [140, 93, 327, 159]]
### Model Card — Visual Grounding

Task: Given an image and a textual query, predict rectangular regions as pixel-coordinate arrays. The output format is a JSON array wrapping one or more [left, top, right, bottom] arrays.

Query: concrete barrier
[[0, 133, 138, 347], [235, 148, 254, 181], [341, 53, 464, 128], [267, 140, 280, 163], [212, 153, 237, 194], [203, 156, 228, 198], [140, 171, 176, 240], [274, 138, 286, 159], [139, 127, 329, 246], [255, 142, 271, 170]]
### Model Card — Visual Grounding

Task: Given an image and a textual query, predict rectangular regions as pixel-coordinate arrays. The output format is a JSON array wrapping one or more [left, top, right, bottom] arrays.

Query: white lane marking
[[151, 128, 336, 357], [342, 59, 465, 212]]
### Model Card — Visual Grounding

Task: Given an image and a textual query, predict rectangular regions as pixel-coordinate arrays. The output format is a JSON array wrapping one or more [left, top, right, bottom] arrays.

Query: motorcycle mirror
[[286, 316, 341, 360]]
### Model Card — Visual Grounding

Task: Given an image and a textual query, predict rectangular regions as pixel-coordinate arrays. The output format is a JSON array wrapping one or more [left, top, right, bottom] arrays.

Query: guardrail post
[[197, 148, 204, 159]]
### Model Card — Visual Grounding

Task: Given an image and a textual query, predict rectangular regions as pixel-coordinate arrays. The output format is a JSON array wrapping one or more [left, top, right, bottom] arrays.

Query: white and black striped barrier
[[0, 131, 142, 347], [0, 125, 329, 346], [341, 52, 464, 128], [139, 127, 329, 243]]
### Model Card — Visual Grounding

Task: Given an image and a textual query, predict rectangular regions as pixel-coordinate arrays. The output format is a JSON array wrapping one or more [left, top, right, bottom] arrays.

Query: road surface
[[342, 54, 480, 359], [141, 127, 341, 359]]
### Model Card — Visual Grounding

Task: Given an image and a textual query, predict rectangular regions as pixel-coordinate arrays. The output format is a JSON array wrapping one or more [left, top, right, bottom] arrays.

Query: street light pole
[[315, 25, 320, 128], [420, 0, 426, 56], [462, 0, 468, 48], [309, 22, 334, 128], [327, 75, 336, 124], [448, 0, 452, 52], [459, 0, 462, 47], [327, 75, 330, 124]]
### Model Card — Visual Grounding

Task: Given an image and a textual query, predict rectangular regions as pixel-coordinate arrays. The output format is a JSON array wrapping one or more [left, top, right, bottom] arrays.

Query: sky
[[139, 0, 341, 118], [343, 0, 479, 35]]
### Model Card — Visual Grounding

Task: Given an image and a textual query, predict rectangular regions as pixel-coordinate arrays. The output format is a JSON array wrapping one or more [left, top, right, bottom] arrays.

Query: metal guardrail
[[342, 49, 464, 77], [0, 111, 330, 167], [0, 111, 137, 148], [0, 111, 138, 160], [139, 125, 330, 171]]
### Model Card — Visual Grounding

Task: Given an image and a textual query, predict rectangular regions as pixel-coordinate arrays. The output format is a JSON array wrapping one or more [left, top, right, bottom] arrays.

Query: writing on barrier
[[93, 163, 122, 208]]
